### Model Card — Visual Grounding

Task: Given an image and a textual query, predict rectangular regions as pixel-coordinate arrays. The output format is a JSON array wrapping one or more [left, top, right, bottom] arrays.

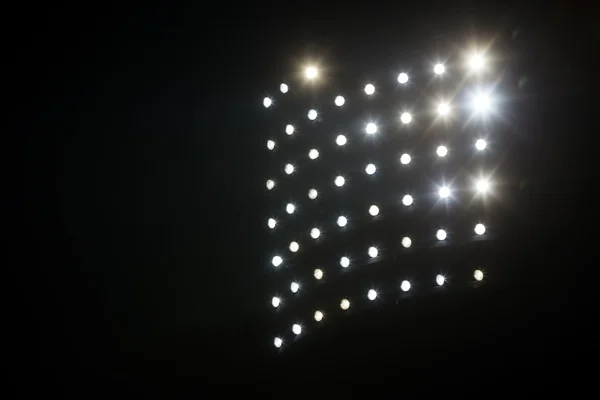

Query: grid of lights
[[264, 48, 500, 349]]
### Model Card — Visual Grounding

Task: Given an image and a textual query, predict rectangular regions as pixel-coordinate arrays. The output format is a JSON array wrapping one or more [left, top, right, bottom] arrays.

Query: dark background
[[23, 1, 595, 393]]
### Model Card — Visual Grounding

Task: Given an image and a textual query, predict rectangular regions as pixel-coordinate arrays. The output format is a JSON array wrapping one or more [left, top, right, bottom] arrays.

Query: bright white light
[[468, 53, 485, 71], [474, 269, 484, 281], [436, 274, 446, 286], [475, 223, 486, 235], [364, 84, 375, 95], [290, 282, 299, 293], [400, 112, 412, 124], [401, 280, 411, 292], [434, 63, 445, 75], [366, 122, 377, 134], [266, 179, 275, 190], [475, 139, 487, 150], [400, 153, 411, 165], [436, 145, 448, 157], [314, 310, 324, 322], [335, 176, 345, 187], [398, 72, 409, 84], [263, 97, 272, 108], [439, 186, 450, 199], [340, 256, 350, 268], [309, 149, 319, 160], [308, 189, 318, 200], [367, 289, 377, 300], [310, 228, 320, 239], [285, 124, 294, 135], [314, 268, 323, 280], [306, 66, 317, 79], [335, 96, 345, 106], [369, 205, 379, 216], [272, 296, 280, 307], [280, 83, 288, 93], [272, 256, 282, 267], [476, 179, 490, 193], [365, 163, 376, 175], [289, 241, 299, 252], [401, 237, 411, 248], [292, 323, 302, 335], [368, 246, 378, 258], [473, 92, 492, 113], [274, 337, 282, 348], [286, 203, 295, 214], [267, 140, 275, 150], [336, 134, 347, 146], [402, 194, 413, 206], [308, 109, 318, 120], [436, 229, 447, 241], [340, 299, 350, 310], [437, 102, 450, 116], [337, 216, 347, 227], [284, 164, 294, 174], [267, 218, 276, 229]]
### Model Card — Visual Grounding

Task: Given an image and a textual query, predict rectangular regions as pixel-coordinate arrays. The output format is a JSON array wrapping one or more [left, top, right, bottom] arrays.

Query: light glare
[[340, 256, 350, 268], [401, 237, 411, 248], [476, 139, 487, 150], [263, 97, 272, 108], [280, 83, 288, 93], [314, 268, 323, 280], [336, 134, 347, 146], [439, 186, 450, 199], [369, 205, 379, 216], [272, 256, 282, 267], [308, 149, 319, 160], [475, 223, 486, 235], [310, 228, 320, 239], [335, 96, 345, 106], [400, 153, 411, 165], [284, 164, 294, 174], [401, 280, 411, 292], [364, 84, 375, 95], [436, 229, 447, 241], [308, 189, 318, 199], [368, 246, 378, 258], [267, 218, 276, 229], [289, 241, 299, 252], [400, 112, 412, 124], [285, 124, 294, 135], [434, 63, 445, 75], [274, 337, 282, 348], [337, 216, 347, 227], [335, 176, 345, 187], [340, 299, 350, 310], [272, 296, 280, 307], [286, 203, 295, 214], [436, 274, 446, 286], [305, 66, 317, 79], [366, 122, 377, 134], [365, 163, 376, 175], [266, 179, 275, 190], [402, 194, 413, 206], [367, 289, 377, 300], [308, 109, 318, 120], [267, 140, 275, 150], [314, 310, 324, 322], [290, 282, 299, 293], [398, 72, 409, 84], [436, 145, 448, 157], [474, 269, 484, 281], [292, 323, 302, 335]]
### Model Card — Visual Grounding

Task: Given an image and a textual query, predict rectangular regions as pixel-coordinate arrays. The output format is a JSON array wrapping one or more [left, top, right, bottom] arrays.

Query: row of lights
[[264, 54, 487, 109], [267, 178, 489, 225], [272, 269, 485, 348], [266, 141, 487, 185], [267, 136, 487, 157], [270, 224, 486, 268]]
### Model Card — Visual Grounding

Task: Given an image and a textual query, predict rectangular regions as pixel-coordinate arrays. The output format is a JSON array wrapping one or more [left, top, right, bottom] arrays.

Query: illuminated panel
[[262, 44, 518, 350]]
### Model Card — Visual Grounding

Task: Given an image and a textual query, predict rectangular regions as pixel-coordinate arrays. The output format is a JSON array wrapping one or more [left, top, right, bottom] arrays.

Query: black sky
[[23, 1, 596, 393]]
